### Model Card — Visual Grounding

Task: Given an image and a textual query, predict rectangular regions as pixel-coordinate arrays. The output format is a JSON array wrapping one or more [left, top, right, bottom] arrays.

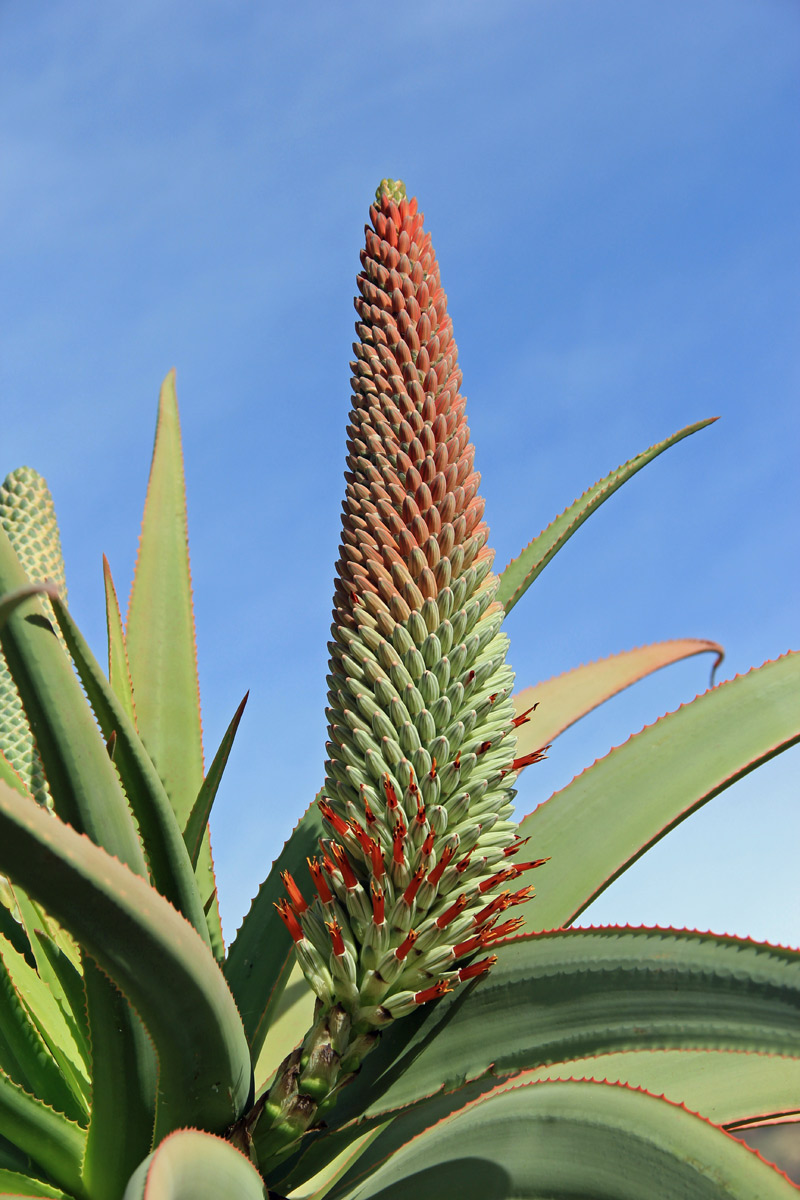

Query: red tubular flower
[[371, 880, 385, 925], [392, 818, 407, 865], [402, 865, 426, 905], [457, 956, 497, 983], [275, 900, 304, 944], [414, 980, 453, 1005], [318, 798, 350, 839], [435, 893, 468, 930], [281, 870, 309, 914], [426, 842, 456, 887], [395, 929, 418, 961], [308, 858, 334, 904], [383, 774, 400, 811], [326, 919, 346, 958], [330, 842, 359, 889]]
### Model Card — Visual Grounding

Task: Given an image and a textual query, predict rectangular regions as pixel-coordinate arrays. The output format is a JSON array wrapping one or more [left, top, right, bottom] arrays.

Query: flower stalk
[[254, 180, 542, 1166]]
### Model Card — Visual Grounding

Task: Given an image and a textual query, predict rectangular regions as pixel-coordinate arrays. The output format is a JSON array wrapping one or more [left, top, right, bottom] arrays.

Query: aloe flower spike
[[254, 180, 542, 1167]]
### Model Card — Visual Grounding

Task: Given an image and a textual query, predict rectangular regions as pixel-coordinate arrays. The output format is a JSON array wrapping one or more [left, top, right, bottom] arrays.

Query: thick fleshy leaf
[[80, 961, 157, 1200], [0, 888, 31, 964], [252, 961, 315, 1092], [516, 651, 800, 930], [334, 1079, 797, 1200], [505, 1049, 800, 1127], [0, 938, 85, 1123], [330, 927, 800, 1122], [49, 594, 209, 942], [496, 417, 716, 615], [512, 638, 723, 760], [6, 897, 159, 1197], [125, 371, 223, 953], [0, 1070, 85, 1197], [103, 555, 136, 726], [733, 1123, 800, 1187], [122, 1129, 267, 1200], [184, 694, 248, 870], [224, 798, 324, 1060], [8, 890, 88, 1066], [276, 1126, 386, 1200], [0, 781, 252, 1139], [0, 751, 28, 800], [0, 1170, 70, 1198], [125, 371, 203, 823], [282, 1051, 800, 1197], [0, 530, 148, 878], [0, 933, 89, 1117]]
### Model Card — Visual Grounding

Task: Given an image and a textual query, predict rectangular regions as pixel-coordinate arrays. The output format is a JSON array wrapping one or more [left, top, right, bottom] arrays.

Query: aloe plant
[[0, 180, 797, 1199]]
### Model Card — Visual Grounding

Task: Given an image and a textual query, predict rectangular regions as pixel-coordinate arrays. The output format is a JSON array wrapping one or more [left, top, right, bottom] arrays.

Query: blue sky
[[1, 1, 798, 946]]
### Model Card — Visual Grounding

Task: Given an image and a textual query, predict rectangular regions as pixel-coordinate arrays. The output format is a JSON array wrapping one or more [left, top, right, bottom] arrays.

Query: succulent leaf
[[327, 927, 800, 1124], [122, 1128, 268, 1200], [515, 651, 800, 931], [124, 371, 224, 955], [277, 1048, 800, 1198], [496, 417, 717, 615], [0, 1068, 86, 1197], [80, 961, 157, 1200], [0, 934, 86, 1126], [224, 798, 325, 1060], [512, 637, 724, 764], [7, 888, 88, 1063], [0, 781, 252, 1140], [0, 526, 148, 879], [184, 693, 249, 870], [103, 555, 136, 728], [48, 593, 210, 943], [497, 1049, 800, 1128], [125, 370, 204, 823], [331, 1078, 798, 1200], [0, 1169, 70, 1198], [0, 932, 89, 1119]]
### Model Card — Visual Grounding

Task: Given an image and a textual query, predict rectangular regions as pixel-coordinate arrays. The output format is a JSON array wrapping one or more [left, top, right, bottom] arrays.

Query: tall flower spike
[[256, 181, 540, 1168]]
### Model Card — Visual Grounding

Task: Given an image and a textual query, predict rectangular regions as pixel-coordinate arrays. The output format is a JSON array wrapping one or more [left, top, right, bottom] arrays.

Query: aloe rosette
[[0, 181, 798, 1199]]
